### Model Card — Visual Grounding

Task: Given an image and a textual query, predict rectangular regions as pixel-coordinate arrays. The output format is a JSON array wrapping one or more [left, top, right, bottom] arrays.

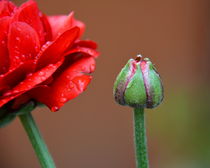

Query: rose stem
[[133, 108, 149, 168], [19, 112, 56, 168]]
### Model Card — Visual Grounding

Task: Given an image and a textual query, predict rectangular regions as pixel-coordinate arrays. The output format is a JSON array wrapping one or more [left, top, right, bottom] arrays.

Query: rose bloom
[[0, 0, 99, 111]]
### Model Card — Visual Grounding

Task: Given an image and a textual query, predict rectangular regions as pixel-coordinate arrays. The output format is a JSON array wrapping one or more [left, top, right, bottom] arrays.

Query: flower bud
[[113, 55, 163, 108]]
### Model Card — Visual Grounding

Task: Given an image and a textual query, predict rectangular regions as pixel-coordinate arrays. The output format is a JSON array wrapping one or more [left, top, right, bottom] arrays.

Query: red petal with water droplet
[[0, 59, 63, 107], [12, 0, 45, 44], [0, 16, 10, 74], [0, 61, 34, 93], [36, 27, 79, 69], [64, 47, 99, 58], [29, 57, 95, 111], [48, 12, 85, 39], [40, 13, 52, 42], [0, 0, 15, 17], [8, 21, 40, 68]]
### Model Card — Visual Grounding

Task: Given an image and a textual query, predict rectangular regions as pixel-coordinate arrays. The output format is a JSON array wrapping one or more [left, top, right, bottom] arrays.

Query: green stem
[[19, 112, 56, 168], [133, 108, 149, 168]]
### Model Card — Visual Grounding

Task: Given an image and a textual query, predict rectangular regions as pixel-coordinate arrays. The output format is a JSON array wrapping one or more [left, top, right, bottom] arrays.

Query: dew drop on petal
[[17, 27, 21, 31], [81, 66, 86, 71], [15, 37, 20, 41], [27, 73, 33, 77], [39, 71, 44, 75], [60, 97, 67, 103], [26, 35, 30, 39], [28, 53, 32, 58], [90, 64, 95, 72], [4, 91, 12, 96], [75, 80, 85, 92], [35, 45, 39, 50], [13, 90, 18, 94], [1, 40, 5, 45], [48, 64, 54, 68], [51, 106, 59, 112], [69, 81, 74, 88]]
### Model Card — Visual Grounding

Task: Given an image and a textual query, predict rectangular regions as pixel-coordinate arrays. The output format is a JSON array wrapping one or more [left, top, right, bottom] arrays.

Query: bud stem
[[133, 108, 149, 168], [19, 112, 56, 168]]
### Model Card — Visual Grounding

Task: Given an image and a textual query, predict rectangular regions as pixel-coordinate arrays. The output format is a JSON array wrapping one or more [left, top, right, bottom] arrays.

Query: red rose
[[0, 0, 99, 112]]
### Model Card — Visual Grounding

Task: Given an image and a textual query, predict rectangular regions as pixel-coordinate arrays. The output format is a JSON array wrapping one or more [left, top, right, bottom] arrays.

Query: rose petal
[[12, 0, 45, 44], [0, 16, 10, 74], [8, 21, 40, 68], [36, 27, 79, 69], [0, 0, 15, 17], [40, 13, 52, 42], [0, 61, 34, 94], [64, 47, 100, 58], [12, 93, 30, 109], [0, 59, 63, 107], [48, 12, 85, 39], [75, 40, 98, 49], [30, 56, 95, 111]]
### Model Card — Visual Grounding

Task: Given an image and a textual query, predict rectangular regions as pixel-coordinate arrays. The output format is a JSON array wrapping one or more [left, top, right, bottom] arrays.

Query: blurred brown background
[[0, 0, 210, 167]]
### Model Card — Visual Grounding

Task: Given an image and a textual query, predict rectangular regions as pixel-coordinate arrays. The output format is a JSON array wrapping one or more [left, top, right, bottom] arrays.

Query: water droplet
[[15, 37, 20, 41], [45, 41, 51, 46], [26, 84, 32, 88], [28, 53, 32, 58], [48, 64, 54, 68], [4, 91, 12, 96], [14, 50, 20, 54], [15, 56, 19, 60], [13, 90, 18, 94], [39, 71, 44, 75], [69, 81, 74, 88], [35, 46, 39, 50], [90, 64, 95, 72], [17, 27, 21, 31], [27, 73, 33, 77], [75, 80, 85, 92], [1, 40, 5, 45], [60, 97, 67, 102], [82, 66, 86, 71], [26, 35, 30, 39], [51, 106, 59, 112]]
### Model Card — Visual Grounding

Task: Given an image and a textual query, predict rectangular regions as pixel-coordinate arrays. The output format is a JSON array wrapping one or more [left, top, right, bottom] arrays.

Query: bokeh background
[[0, 0, 210, 167]]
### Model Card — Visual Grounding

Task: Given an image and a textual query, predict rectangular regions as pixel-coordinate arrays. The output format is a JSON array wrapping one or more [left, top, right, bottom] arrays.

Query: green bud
[[113, 55, 164, 108]]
